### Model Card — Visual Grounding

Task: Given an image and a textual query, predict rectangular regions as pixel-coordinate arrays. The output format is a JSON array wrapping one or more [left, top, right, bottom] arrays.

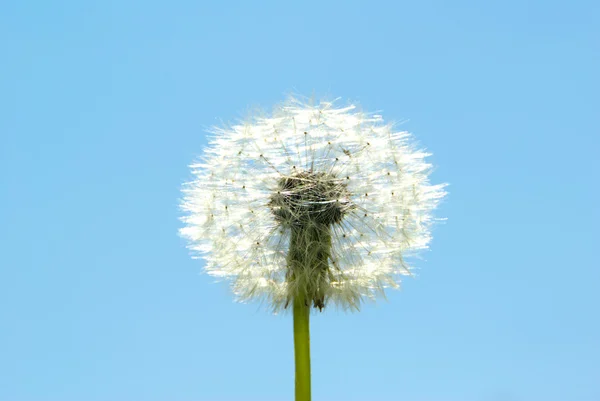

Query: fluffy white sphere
[[180, 97, 446, 311]]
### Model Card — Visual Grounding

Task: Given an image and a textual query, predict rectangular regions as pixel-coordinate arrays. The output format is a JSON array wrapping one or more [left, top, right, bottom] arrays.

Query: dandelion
[[180, 96, 446, 401]]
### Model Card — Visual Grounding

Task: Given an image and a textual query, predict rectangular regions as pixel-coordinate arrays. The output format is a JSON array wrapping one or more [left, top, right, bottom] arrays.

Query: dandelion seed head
[[180, 96, 446, 312]]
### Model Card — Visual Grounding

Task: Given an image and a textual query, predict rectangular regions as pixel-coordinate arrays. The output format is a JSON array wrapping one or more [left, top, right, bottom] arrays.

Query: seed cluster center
[[269, 170, 351, 227]]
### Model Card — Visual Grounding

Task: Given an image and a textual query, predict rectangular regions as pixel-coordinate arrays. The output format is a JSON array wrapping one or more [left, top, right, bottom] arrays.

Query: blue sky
[[1, 1, 598, 400]]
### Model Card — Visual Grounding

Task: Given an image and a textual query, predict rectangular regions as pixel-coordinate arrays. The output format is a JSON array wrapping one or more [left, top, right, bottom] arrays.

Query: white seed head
[[180, 97, 447, 312]]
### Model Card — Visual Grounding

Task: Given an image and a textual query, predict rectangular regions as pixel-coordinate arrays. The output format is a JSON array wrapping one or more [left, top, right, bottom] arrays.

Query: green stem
[[293, 297, 311, 401], [288, 224, 331, 401]]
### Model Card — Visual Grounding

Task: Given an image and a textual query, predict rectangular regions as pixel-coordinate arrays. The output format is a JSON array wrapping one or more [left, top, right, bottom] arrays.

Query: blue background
[[1, 1, 598, 400]]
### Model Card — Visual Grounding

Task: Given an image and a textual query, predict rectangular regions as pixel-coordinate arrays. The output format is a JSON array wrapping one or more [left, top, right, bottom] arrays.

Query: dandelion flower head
[[180, 97, 446, 311]]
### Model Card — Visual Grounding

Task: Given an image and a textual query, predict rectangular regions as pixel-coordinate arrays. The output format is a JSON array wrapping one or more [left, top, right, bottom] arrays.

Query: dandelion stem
[[293, 296, 311, 401], [288, 224, 331, 401]]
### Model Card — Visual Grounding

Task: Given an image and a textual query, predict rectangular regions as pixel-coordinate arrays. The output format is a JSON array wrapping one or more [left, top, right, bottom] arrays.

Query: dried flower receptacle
[[270, 170, 352, 310]]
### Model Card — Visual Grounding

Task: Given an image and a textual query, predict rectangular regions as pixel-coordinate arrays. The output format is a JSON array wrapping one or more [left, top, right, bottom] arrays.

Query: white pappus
[[180, 97, 447, 312]]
